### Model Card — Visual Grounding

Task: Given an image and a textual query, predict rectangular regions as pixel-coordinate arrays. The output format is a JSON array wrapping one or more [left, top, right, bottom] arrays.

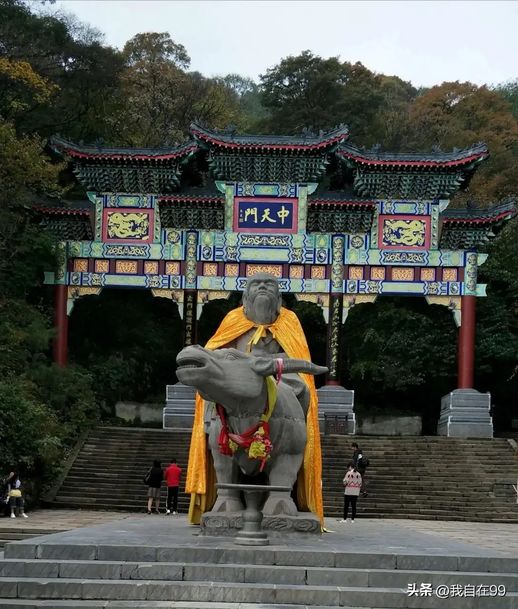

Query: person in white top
[[341, 463, 362, 523]]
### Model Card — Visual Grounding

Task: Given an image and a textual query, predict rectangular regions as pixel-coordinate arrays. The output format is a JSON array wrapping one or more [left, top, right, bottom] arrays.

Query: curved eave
[[33, 206, 91, 217], [190, 126, 349, 153], [50, 137, 198, 163], [442, 210, 516, 227], [337, 147, 489, 169]]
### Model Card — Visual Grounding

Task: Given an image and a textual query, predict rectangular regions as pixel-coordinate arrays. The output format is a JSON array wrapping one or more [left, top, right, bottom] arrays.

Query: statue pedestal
[[201, 511, 322, 539], [201, 483, 321, 540], [317, 385, 356, 434], [163, 383, 196, 429], [437, 388, 493, 438]]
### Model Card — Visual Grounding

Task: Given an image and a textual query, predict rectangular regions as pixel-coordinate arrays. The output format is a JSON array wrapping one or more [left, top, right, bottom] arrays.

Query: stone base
[[437, 388, 493, 438], [200, 511, 322, 538], [163, 383, 196, 429], [317, 385, 356, 434], [358, 415, 422, 436]]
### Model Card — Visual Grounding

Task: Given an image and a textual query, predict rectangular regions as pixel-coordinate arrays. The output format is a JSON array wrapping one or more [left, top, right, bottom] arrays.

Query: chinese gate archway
[[40, 123, 516, 437]]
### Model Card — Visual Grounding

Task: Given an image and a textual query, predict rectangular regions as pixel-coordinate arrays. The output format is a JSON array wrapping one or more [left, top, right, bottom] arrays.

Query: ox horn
[[281, 359, 328, 376], [252, 357, 328, 377]]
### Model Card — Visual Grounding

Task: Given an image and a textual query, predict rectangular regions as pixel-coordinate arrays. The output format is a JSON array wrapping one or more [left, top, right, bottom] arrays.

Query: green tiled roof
[[190, 123, 349, 150]]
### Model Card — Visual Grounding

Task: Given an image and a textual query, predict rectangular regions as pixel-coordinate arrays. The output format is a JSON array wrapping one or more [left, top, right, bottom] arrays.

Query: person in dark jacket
[[145, 460, 163, 514], [351, 442, 368, 497]]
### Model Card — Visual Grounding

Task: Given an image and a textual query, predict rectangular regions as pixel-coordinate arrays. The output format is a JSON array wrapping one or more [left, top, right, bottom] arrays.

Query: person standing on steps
[[352, 442, 368, 497], [164, 458, 182, 515], [341, 462, 362, 523], [144, 460, 163, 514]]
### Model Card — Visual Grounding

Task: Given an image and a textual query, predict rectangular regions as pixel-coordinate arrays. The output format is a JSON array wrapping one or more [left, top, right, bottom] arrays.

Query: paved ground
[[0, 509, 137, 532], [1, 509, 518, 558], [394, 518, 518, 555]]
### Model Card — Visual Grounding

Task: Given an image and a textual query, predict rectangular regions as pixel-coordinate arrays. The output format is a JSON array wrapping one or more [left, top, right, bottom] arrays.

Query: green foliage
[[192, 293, 242, 347], [0, 378, 61, 470], [0, 299, 52, 377], [476, 221, 518, 423], [495, 79, 518, 119], [0, 3, 101, 490], [0, 119, 62, 206], [0, 0, 125, 141], [68, 290, 184, 404], [259, 51, 384, 141], [123, 32, 190, 69], [341, 299, 457, 424], [115, 33, 241, 146], [400, 81, 518, 202], [28, 364, 100, 441]]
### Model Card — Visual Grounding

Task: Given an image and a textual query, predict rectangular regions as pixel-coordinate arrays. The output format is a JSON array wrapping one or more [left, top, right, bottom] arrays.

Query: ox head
[[176, 345, 327, 407]]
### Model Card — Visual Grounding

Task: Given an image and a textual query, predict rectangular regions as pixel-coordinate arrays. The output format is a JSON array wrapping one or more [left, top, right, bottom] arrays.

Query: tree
[[259, 51, 384, 142], [476, 220, 518, 426], [220, 73, 270, 131], [0, 57, 57, 120], [495, 79, 518, 119], [116, 33, 242, 146], [0, 119, 62, 294], [368, 75, 418, 150], [123, 32, 190, 69], [0, 0, 125, 141], [341, 298, 457, 430], [68, 290, 184, 405], [401, 82, 518, 202]]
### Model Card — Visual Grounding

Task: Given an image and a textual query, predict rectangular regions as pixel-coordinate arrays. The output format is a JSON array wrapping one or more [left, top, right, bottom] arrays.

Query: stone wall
[[115, 401, 163, 425], [357, 415, 422, 436]]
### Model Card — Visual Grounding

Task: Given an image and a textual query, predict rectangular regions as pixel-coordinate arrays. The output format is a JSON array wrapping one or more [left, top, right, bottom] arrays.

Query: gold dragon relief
[[382, 219, 426, 247], [106, 212, 151, 241]]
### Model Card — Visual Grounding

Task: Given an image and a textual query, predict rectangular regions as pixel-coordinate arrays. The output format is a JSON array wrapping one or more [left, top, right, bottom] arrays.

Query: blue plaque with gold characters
[[234, 197, 298, 234]]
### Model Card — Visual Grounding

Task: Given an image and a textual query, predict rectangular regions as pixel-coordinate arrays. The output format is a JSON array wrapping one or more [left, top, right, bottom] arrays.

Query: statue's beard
[[244, 293, 279, 324]]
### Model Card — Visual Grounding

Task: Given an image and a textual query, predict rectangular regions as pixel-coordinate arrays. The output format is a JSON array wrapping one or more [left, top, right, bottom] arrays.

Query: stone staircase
[[49, 427, 193, 514], [49, 427, 518, 522], [322, 436, 518, 522]]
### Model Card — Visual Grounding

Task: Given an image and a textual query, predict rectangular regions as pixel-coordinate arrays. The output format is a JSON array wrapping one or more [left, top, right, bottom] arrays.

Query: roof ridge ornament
[[301, 126, 316, 138]]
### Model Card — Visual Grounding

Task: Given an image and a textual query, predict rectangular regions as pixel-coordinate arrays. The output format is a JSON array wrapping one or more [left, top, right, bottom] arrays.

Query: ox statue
[[176, 345, 327, 516]]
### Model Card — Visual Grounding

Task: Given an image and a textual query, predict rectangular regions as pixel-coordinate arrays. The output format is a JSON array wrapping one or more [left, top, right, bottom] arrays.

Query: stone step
[[53, 492, 497, 508], [0, 578, 516, 608], [3, 559, 518, 590], [6, 542, 518, 573]]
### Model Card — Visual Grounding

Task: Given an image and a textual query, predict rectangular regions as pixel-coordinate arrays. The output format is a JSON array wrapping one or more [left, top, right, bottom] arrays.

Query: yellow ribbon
[[261, 376, 277, 422], [247, 324, 272, 351]]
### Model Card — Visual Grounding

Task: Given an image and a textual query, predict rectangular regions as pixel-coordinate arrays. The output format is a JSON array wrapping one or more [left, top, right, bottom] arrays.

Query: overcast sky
[[50, 0, 517, 88]]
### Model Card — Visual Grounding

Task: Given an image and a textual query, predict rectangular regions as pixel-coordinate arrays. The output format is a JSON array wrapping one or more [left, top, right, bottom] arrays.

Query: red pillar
[[53, 284, 68, 367], [457, 295, 476, 389]]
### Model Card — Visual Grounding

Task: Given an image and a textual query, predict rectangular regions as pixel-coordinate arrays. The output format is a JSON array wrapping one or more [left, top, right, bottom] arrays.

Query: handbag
[[143, 469, 151, 485]]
